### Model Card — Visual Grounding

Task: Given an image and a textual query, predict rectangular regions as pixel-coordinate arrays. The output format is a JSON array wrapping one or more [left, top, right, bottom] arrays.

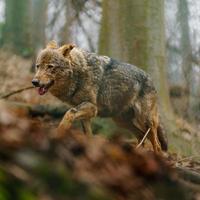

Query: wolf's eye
[[36, 64, 39, 69], [47, 64, 54, 69]]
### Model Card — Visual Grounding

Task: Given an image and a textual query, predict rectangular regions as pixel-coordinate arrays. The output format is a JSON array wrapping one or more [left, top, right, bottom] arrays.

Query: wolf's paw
[[55, 108, 77, 139]]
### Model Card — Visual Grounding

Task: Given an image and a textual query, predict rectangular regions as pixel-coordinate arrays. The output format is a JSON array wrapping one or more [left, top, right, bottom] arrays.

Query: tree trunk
[[31, 0, 48, 52], [177, 0, 194, 120], [99, 0, 174, 130], [59, 0, 74, 45], [2, 0, 33, 57]]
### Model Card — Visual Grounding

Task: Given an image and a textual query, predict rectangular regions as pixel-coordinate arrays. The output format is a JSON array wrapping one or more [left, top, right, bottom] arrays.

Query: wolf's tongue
[[38, 87, 47, 95]]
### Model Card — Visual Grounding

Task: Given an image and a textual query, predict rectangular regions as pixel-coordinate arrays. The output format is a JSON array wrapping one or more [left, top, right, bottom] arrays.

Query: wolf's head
[[32, 41, 75, 95]]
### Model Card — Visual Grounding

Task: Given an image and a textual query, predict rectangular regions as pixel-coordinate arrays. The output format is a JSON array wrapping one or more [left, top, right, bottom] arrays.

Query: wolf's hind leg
[[56, 102, 97, 138], [149, 126, 161, 153]]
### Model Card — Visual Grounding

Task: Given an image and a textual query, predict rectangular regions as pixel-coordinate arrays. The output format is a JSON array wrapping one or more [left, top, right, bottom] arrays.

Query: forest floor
[[0, 51, 200, 199]]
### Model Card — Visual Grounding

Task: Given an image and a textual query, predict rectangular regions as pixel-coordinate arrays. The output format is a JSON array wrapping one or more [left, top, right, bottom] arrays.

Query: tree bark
[[31, 0, 48, 52], [177, 0, 195, 120], [59, 0, 74, 45]]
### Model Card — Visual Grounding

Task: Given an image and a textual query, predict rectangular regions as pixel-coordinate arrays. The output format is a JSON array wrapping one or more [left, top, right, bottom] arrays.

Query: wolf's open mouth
[[38, 80, 54, 95]]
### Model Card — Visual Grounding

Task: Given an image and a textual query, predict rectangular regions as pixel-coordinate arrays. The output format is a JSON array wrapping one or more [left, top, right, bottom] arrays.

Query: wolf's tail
[[157, 123, 168, 151]]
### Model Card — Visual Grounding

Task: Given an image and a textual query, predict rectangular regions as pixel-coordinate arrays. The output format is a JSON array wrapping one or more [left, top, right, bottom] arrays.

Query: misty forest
[[0, 0, 200, 199]]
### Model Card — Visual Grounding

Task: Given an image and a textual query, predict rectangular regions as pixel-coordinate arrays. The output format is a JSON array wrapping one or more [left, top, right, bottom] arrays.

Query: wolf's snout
[[32, 79, 40, 87]]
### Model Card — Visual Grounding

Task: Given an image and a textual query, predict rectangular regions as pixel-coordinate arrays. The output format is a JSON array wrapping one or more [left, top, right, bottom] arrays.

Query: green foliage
[[36, 162, 87, 197], [0, 169, 36, 200], [0, 22, 4, 46], [92, 118, 117, 138], [22, 160, 112, 200], [0, 160, 113, 200], [0, 185, 9, 200], [17, 190, 36, 200], [21, 47, 34, 58], [0, 170, 10, 200]]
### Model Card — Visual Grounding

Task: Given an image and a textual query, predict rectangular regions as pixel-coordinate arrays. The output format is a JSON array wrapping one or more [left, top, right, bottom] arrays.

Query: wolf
[[32, 41, 168, 153]]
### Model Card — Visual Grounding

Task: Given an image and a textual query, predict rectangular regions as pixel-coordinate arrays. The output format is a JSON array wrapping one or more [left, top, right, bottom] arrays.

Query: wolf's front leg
[[56, 102, 97, 138], [81, 119, 93, 136]]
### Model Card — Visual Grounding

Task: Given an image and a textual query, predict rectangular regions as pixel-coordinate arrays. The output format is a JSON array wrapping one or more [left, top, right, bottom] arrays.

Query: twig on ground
[[0, 86, 34, 99], [177, 155, 200, 163], [136, 128, 151, 149]]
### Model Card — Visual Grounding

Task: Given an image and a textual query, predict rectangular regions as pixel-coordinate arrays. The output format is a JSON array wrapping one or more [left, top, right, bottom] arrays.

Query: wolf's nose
[[32, 79, 40, 87]]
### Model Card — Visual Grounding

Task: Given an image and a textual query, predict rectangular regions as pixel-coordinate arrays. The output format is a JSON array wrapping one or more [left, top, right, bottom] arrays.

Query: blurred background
[[0, 0, 200, 199]]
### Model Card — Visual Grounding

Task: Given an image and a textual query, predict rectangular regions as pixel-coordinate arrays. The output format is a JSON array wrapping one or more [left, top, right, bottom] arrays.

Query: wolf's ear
[[58, 44, 75, 57], [46, 40, 58, 49]]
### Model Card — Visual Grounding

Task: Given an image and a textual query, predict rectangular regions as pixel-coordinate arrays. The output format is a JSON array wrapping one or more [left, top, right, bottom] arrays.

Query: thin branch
[[0, 86, 34, 99], [177, 155, 200, 163], [136, 128, 151, 149], [82, 8, 100, 24], [167, 42, 200, 66], [77, 16, 95, 51], [47, 1, 65, 28]]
